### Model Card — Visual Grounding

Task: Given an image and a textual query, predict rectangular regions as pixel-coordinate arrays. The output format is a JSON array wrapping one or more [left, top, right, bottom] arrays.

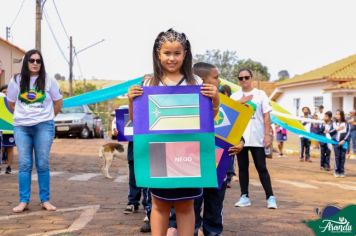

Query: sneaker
[[143, 216, 149, 222], [339, 173, 345, 178], [123, 204, 138, 214], [334, 173, 340, 178], [307, 159, 312, 163], [234, 194, 251, 207], [320, 167, 325, 170], [226, 182, 232, 188], [325, 167, 331, 171], [300, 158, 304, 162], [267, 196, 277, 209], [140, 221, 151, 233], [5, 166, 11, 174]]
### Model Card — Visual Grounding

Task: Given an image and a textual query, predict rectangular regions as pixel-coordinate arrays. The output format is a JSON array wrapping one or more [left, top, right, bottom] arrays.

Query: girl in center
[[128, 29, 219, 236]]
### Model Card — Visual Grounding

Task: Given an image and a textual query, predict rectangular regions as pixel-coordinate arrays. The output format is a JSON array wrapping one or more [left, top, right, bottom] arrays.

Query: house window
[[293, 98, 300, 116], [314, 96, 323, 112]]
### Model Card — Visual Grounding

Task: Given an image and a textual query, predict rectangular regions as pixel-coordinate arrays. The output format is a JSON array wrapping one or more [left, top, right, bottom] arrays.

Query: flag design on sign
[[149, 141, 201, 177], [148, 94, 200, 131], [214, 105, 239, 139]]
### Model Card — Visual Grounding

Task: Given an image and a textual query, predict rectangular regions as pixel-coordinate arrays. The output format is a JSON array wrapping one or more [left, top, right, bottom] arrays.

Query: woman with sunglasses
[[7, 49, 63, 213], [230, 68, 277, 209]]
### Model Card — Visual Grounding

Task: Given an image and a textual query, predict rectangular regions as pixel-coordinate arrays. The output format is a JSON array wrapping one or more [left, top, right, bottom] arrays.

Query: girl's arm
[[128, 86, 143, 120]]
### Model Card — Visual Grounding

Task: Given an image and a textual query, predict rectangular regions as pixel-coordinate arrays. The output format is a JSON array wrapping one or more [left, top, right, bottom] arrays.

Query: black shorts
[[150, 188, 202, 201], [1, 134, 16, 147]]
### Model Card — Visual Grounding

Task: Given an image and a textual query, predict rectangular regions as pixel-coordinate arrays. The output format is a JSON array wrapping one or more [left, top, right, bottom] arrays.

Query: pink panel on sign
[[165, 142, 201, 177]]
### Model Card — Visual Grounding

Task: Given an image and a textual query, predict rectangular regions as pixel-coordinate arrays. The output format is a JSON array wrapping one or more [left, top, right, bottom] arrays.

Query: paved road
[[0, 139, 355, 236]]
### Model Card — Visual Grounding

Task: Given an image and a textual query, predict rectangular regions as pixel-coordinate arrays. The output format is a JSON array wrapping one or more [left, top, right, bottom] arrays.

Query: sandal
[[40, 202, 57, 211], [12, 203, 29, 213]]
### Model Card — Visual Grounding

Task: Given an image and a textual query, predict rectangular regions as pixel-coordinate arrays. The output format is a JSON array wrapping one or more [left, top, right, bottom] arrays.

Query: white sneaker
[[267, 196, 277, 209], [334, 173, 340, 178], [339, 173, 345, 178], [234, 194, 251, 207]]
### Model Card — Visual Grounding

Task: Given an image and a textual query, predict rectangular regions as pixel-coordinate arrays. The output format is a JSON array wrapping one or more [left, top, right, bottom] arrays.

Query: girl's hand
[[128, 86, 143, 102], [201, 84, 218, 100], [339, 140, 345, 146], [228, 142, 244, 156]]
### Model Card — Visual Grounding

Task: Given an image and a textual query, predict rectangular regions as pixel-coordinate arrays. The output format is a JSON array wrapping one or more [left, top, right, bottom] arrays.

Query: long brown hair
[[150, 29, 195, 86]]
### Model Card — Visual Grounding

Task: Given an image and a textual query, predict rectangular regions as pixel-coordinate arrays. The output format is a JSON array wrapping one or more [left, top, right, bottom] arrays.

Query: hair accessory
[[156, 29, 187, 51]]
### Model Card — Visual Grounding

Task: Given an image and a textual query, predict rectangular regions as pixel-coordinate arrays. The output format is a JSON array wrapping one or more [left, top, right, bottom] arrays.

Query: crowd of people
[[1, 28, 355, 236], [295, 105, 355, 178]]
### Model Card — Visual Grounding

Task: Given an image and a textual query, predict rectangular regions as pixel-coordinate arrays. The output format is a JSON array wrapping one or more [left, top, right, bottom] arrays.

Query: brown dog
[[99, 143, 125, 179]]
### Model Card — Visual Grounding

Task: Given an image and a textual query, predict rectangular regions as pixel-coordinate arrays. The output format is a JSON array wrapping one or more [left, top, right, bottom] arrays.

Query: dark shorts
[[150, 188, 203, 201], [276, 133, 287, 142], [0, 134, 16, 147]]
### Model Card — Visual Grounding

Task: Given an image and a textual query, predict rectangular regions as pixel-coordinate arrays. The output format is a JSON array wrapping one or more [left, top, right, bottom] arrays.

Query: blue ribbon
[[63, 77, 143, 108], [271, 115, 337, 145]]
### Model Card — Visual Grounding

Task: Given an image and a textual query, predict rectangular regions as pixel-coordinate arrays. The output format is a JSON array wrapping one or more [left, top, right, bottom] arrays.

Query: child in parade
[[128, 29, 219, 236], [318, 111, 333, 171], [275, 124, 287, 157], [329, 110, 351, 177], [300, 107, 312, 162], [231, 68, 277, 209], [192, 62, 244, 236], [0, 85, 15, 174]]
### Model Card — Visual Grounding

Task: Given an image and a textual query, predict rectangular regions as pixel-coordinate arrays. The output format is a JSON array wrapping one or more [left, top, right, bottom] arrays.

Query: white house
[[270, 54, 356, 116], [0, 36, 25, 87]]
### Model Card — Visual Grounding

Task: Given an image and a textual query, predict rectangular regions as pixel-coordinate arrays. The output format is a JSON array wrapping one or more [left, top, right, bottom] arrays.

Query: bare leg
[[175, 200, 195, 236], [7, 147, 14, 166], [104, 153, 113, 179], [280, 142, 284, 155], [278, 142, 283, 155], [151, 196, 171, 236]]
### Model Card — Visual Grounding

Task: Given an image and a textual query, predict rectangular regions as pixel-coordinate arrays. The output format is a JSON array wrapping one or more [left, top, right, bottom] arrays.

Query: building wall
[[275, 82, 334, 115], [0, 41, 24, 86], [331, 92, 356, 113]]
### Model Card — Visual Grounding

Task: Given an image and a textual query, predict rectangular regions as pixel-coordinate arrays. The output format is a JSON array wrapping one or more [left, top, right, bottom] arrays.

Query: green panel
[[134, 132, 217, 188]]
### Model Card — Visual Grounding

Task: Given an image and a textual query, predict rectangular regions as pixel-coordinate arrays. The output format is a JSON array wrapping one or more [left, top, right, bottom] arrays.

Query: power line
[[10, 0, 26, 28], [43, 9, 69, 64], [52, 0, 70, 39], [74, 48, 84, 78]]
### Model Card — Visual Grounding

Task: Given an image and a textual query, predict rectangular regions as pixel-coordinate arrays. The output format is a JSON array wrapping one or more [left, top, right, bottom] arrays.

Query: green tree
[[194, 49, 238, 80], [277, 70, 290, 81], [234, 59, 271, 81], [73, 81, 97, 96]]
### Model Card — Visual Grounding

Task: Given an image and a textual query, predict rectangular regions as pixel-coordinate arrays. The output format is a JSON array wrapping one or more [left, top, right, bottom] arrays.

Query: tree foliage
[[194, 50, 271, 82], [277, 70, 290, 81]]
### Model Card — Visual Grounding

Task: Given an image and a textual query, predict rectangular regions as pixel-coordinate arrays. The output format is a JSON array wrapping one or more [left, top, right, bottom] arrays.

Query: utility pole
[[6, 27, 10, 40], [35, 0, 42, 50], [69, 36, 73, 96]]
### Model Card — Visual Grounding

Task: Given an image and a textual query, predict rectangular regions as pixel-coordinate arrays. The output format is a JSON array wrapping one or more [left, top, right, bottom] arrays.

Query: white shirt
[[231, 88, 272, 147], [7, 74, 63, 126]]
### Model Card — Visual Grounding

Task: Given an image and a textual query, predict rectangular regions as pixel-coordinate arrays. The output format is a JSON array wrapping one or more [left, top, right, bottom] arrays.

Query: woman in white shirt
[[230, 68, 277, 209], [7, 49, 63, 213]]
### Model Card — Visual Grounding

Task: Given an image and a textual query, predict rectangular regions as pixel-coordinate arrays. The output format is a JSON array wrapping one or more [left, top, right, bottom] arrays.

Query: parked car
[[54, 105, 97, 139]]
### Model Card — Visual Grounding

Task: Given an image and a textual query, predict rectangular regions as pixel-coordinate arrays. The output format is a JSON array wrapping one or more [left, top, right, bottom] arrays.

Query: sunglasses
[[238, 76, 251, 81], [29, 58, 42, 64]]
